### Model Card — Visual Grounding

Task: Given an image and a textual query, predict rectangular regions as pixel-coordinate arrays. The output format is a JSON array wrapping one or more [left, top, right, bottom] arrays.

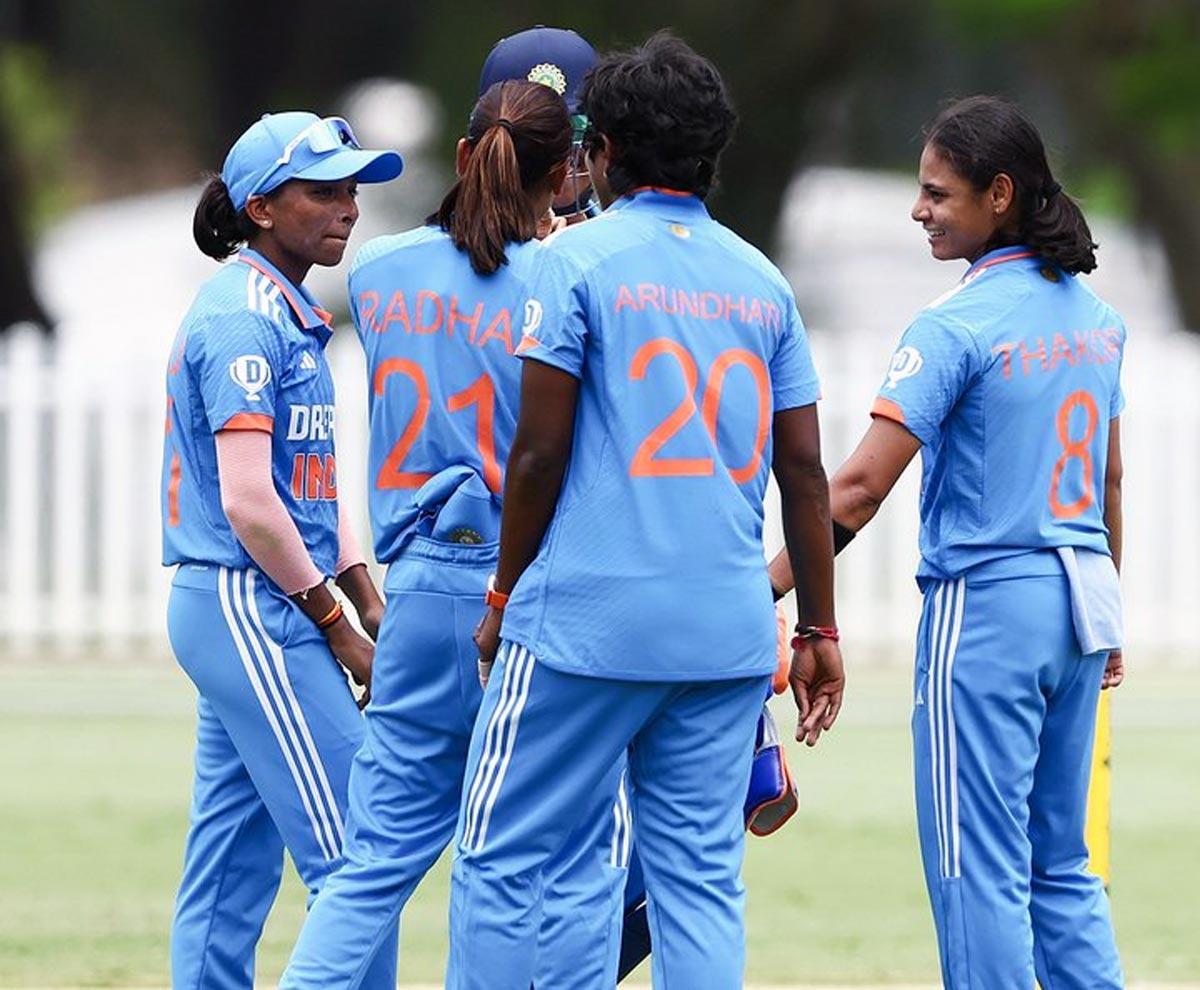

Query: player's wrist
[[792, 623, 840, 646], [484, 573, 510, 611]]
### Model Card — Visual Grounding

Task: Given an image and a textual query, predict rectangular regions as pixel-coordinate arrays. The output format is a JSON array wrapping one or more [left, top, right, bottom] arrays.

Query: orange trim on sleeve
[[221, 412, 275, 433], [167, 452, 182, 527], [515, 335, 541, 355], [870, 397, 906, 425]]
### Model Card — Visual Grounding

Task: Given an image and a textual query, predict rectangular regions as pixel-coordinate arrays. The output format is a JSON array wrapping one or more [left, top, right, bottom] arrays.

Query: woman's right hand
[[790, 636, 845, 747], [324, 617, 374, 708], [474, 607, 504, 687], [1101, 649, 1124, 690]]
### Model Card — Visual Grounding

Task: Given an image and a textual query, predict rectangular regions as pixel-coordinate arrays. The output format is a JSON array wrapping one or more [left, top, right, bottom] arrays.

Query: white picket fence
[[0, 318, 1196, 661]]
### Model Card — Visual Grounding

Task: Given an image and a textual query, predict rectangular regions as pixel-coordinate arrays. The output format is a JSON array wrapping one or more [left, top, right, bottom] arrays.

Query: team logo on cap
[[229, 354, 272, 401], [527, 63, 568, 96], [885, 346, 923, 389]]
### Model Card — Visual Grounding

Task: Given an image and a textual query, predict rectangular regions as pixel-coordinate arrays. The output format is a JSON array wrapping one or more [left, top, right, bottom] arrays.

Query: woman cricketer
[[161, 111, 402, 990], [772, 95, 1125, 988], [448, 34, 845, 990], [280, 79, 629, 990]]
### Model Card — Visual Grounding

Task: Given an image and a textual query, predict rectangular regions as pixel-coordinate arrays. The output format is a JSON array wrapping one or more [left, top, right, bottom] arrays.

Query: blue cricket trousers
[[281, 539, 628, 990], [167, 563, 398, 990], [448, 640, 771, 990], [914, 559, 1123, 989]]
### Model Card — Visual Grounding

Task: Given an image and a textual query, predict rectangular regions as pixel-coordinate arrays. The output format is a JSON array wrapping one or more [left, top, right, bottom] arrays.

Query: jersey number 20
[[628, 338, 771, 484]]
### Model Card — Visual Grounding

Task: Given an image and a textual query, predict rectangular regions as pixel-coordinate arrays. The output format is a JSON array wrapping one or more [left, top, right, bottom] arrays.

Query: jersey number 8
[[1048, 389, 1099, 520]]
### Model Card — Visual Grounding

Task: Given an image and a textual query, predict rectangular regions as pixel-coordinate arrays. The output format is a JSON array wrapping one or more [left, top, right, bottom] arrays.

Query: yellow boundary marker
[[1087, 688, 1112, 884]]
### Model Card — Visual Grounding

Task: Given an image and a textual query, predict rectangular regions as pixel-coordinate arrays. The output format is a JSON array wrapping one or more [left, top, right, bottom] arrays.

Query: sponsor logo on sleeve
[[299, 351, 317, 371], [885, 346, 923, 389], [229, 354, 272, 401], [517, 298, 544, 354]]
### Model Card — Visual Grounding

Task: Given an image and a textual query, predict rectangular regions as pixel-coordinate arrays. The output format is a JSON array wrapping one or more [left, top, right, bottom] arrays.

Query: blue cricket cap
[[479, 26, 597, 113], [221, 111, 404, 212]]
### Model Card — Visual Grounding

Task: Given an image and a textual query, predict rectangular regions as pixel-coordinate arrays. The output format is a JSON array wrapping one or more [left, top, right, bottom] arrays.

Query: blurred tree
[[1, 0, 1198, 332], [941, 0, 1200, 327]]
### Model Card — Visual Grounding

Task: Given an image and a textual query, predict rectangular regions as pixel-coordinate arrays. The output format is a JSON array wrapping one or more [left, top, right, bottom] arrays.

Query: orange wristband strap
[[316, 601, 344, 629], [485, 574, 509, 610]]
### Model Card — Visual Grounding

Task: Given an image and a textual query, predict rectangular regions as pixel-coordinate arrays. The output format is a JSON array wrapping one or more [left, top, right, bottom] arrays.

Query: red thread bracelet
[[791, 624, 840, 648]]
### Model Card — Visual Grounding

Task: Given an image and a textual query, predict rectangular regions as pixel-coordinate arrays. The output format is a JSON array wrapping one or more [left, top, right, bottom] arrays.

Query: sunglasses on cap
[[277, 116, 359, 164], [246, 116, 361, 199]]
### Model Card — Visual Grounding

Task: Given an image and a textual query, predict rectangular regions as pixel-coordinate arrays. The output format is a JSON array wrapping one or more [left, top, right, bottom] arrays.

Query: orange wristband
[[316, 601, 344, 629], [485, 574, 509, 610]]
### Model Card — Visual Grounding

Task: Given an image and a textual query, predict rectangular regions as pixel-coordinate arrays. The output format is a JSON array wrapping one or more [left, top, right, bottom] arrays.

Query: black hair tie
[[495, 118, 515, 135], [1044, 179, 1062, 199]]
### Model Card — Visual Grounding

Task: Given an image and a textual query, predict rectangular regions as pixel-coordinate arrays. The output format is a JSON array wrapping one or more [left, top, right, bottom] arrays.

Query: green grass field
[[0, 661, 1195, 986]]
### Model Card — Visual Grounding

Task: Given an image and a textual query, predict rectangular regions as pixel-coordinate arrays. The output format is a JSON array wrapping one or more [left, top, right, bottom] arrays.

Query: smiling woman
[[771, 94, 1125, 990], [161, 110, 404, 990], [913, 95, 1098, 273]]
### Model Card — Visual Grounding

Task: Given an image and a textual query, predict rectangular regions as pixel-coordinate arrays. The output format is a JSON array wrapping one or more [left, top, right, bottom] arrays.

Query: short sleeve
[[192, 311, 285, 434], [515, 246, 589, 379], [870, 313, 979, 447], [769, 297, 822, 411]]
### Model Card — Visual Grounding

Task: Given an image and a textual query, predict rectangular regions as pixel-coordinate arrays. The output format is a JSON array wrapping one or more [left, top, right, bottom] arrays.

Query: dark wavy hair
[[192, 175, 260, 261], [435, 80, 572, 275], [578, 32, 737, 200], [925, 95, 1098, 274]]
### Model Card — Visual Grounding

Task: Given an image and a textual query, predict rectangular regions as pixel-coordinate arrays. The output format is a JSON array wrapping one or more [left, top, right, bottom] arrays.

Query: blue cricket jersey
[[502, 188, 822, 681], [162, 248, 340, 576], [871, 245, 1126, 581], [349, 227, 537, 563]]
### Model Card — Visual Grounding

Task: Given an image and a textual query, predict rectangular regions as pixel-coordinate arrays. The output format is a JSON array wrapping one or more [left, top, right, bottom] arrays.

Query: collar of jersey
[[963, 244, 1039, 281], [610, 186, 709, 218], [236, 248, 334, 341]]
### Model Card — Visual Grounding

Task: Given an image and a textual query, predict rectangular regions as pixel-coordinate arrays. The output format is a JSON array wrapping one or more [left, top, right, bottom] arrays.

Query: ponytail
[[925, 95, 1098, 275], [436, 80, 572, 275], [193, 175, 257, 260], [1022, 182, 1097, 275]]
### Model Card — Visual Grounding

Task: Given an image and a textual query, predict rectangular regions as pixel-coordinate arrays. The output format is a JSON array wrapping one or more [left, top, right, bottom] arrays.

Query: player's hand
[[536, 210, 568, 240], [790, 636, 845, 747], [324, 617, 374, 708], [474, 607, 503, 687], [1101, 649, 1124, 690], [358, 603, 384, 643]]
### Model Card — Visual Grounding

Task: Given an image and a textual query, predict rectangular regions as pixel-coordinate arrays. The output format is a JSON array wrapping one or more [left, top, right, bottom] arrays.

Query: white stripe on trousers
[[927, 577, 966, 879], [241, 571, 345, 846], [463, 643, 535, 852], [461, 642, 523, 849], [217, 567, 342, 861], [610, 769, 632, 869]]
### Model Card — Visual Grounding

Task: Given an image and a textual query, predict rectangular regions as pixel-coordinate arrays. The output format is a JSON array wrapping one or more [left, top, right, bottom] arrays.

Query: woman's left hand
[[474, 607, 504, 687], [1101, 649, 1124, 690], [359, 604, 384, 642], [790, 636, 845, 746]]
